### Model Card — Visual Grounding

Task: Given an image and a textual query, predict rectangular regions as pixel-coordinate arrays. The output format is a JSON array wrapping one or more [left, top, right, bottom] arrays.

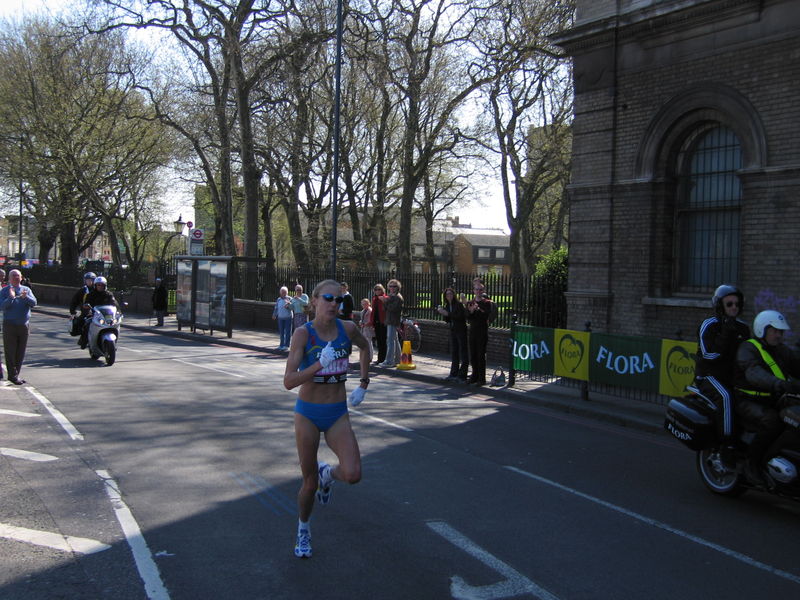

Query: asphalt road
[[2, 312, 800, 600]]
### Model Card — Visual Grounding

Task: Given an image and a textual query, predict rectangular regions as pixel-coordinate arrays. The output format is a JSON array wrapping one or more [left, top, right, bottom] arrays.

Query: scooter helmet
[[712, 284, 744, 317], [83, 272, 96, 281], [94, 276, 108, 288], [753, 310, 790, 338]]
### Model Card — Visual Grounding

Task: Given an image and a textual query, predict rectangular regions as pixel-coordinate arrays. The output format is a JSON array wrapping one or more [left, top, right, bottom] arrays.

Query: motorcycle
[[86, 304, 123, 366], [664, 386, 800, 499]]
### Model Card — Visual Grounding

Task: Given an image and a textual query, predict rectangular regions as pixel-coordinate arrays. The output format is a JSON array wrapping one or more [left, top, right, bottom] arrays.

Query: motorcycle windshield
[[95, 305, 118, 318]]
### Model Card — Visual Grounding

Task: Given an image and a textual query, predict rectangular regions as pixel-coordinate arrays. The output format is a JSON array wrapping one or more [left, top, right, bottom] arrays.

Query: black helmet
[[712, 284, 744, 317]]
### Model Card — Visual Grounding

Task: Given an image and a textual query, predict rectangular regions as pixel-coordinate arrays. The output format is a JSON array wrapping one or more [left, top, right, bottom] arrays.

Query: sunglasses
[[320, 293, 344, 303], [725, 301, 739, 307]]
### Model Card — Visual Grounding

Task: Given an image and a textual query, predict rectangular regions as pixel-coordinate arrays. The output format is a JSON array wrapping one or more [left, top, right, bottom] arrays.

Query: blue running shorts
[[295, 398, 348, 432]]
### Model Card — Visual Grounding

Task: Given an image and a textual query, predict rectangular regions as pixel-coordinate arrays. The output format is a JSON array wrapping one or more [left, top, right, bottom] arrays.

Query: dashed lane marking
[[97, 469, 170, 600], [505, 465, 800, 586], [0, 408, 39, 418], [26, 386, 84, 440], [0, 522, 110, 554], [172, 357, 247, 378], [0, 447, 58, 462], [349, 408, 414, 432]]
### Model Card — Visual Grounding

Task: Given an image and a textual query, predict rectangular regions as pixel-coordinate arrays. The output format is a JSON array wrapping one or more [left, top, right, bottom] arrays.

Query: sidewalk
[[35, 304, 667, 435]]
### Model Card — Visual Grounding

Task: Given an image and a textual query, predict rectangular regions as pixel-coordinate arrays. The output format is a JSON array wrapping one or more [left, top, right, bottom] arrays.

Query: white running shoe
[[294, 530, 312, 558], [316, 462, 333, 505]]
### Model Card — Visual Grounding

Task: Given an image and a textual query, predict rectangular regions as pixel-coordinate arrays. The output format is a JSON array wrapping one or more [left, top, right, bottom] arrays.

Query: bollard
[[397, 339, 416, 370]]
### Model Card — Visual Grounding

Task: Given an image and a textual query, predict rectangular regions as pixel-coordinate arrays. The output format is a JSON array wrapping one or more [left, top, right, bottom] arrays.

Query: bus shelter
[[174, 256, 233, 338]]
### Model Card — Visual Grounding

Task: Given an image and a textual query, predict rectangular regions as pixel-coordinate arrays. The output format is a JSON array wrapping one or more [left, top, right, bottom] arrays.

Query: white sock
[[298, 520, 310, 535]]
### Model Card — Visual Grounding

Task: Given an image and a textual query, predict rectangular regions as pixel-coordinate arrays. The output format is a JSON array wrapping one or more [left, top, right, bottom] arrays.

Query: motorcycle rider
[[69, 272, 96, 315], [735, 310, 800, 484], [77, 276, 119, 349], [693, 285, 750, 453]]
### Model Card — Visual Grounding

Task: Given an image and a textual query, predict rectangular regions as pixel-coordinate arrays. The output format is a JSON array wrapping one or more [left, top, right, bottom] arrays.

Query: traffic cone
[[397, 340, 416, 370]]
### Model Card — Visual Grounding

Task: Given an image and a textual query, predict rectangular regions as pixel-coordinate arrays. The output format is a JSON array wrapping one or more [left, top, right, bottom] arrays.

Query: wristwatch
[[360, 378, 370, 385]]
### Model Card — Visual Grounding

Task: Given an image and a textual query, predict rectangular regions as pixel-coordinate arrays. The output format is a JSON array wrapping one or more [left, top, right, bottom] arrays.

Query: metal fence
[[23, 259, 567, 330], [228, 261, 567, 329]]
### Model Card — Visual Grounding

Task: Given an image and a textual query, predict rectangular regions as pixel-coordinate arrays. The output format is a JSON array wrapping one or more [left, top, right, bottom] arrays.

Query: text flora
[[595, 345, 655, 375]]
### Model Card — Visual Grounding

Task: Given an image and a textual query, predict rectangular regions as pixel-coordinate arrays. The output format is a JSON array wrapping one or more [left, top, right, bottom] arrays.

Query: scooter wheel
[[696, 448, 746, 497], [103, 339, 116, 366]]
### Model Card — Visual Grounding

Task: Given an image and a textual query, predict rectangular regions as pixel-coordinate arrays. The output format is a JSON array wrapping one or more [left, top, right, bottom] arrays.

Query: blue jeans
[[278, 318, 292, 347], [385, 324, 400, 365]]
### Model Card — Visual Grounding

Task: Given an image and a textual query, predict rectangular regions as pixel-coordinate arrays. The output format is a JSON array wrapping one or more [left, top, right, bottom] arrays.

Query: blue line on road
[[230, 472, 295, 516]]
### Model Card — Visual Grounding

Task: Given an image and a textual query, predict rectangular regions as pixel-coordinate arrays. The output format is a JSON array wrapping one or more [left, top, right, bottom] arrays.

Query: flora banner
[[512, 325, 698, 395]]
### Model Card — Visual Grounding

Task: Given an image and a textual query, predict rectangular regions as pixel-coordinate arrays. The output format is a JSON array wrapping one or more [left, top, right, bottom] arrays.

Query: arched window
[[675, 125, 742, 292]]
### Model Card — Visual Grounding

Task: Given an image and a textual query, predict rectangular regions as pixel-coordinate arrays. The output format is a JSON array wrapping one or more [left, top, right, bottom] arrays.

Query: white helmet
[[94, 276, 108, 287], [753, 310, 790, 338]]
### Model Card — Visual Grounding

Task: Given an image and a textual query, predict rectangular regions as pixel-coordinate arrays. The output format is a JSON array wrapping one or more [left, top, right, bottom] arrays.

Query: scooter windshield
[[95, 305, 117, 317]]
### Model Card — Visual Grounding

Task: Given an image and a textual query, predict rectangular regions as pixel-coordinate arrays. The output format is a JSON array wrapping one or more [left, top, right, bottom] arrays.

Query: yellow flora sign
[[554, 329, 590, 381], [659, 339, 698, 396]]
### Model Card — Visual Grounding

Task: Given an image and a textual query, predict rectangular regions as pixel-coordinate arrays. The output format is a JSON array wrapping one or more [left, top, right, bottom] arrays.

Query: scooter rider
[[78, 276, 118, 349], [735, 310, 800, 484], [69, 272, 96, 316], [693, 284, 750, 447]]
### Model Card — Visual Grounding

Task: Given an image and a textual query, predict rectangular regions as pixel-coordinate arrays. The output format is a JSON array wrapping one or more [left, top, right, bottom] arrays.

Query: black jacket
[[69, 286, 92, 314], [152, 285, 168, 311], [84, 289, 118, 309], [338, 293, 354, 320], [443, 299, 467, 332], [695, 316, 750, 384]]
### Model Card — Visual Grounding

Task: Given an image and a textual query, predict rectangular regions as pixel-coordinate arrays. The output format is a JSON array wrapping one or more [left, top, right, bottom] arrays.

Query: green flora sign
[[511, 326, 554, 374], [511, 325, 698, 395], [589, 333, 661, 392]]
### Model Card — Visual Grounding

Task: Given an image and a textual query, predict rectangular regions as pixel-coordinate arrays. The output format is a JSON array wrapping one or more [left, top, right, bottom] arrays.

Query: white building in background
[[0, 215, 111, 265]]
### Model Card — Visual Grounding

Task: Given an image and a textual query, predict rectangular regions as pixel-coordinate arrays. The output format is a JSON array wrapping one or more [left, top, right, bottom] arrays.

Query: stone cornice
[[552, 0, 758, 54]]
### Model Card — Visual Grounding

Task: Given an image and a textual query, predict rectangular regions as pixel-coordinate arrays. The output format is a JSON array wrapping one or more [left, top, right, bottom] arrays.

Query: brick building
[[554, 0, 800, 340]]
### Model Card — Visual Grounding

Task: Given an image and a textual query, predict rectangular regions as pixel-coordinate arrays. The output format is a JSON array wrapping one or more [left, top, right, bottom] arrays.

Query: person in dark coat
[[152, 278, 168, 327], [436, 287, 468, 382], [466, 278, 493, 387]]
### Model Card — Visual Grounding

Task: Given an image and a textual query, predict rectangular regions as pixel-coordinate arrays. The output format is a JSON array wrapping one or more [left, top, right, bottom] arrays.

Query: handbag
[[490, 368, 506, 387]]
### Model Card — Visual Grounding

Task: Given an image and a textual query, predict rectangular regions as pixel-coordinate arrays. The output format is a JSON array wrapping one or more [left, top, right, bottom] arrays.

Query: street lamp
[[159, 215, 188, 276]]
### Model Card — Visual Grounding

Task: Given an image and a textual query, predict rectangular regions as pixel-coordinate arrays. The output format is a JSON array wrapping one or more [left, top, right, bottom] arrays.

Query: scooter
[[86, 304, 123, 366], [664, 386, 800, 500]]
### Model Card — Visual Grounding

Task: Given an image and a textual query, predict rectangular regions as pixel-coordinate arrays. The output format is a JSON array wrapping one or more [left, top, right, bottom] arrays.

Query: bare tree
[[478, 0, 574, 274], [0, 16, 172, 266]]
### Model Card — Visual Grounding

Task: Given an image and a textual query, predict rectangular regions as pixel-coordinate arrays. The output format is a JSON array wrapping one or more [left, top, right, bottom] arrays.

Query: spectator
[[289, 284, 310, 331], [436, 287, 468, 383], [371, 283, 388, 364], [337, 282, 354, 320], [359, 298, 375, 358], [466, 278, 493, 387], [379, 279, 403, 368], [152, 278, 168, 327], [273, 286, 293, 351], [0, 269, 37, 385]]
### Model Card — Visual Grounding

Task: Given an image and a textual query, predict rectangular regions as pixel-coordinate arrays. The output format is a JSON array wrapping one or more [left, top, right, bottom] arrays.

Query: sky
[[0, 0, 510, 234]]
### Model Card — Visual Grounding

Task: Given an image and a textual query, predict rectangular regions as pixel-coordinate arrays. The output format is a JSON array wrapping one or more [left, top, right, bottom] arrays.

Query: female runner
[[284, 279, 372, 558]]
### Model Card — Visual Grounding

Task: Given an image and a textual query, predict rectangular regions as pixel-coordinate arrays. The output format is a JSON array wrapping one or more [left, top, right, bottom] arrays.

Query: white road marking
[[0, 408, 39, 418], [0, 522, 110, 554], [427, 520, 559, 600], [26, 386, 84, 440], [349, 408, 414, 432], [172, 358, 247, 378], [505, 466, 800, 586], [0, 447, 58, 462], [96, 470, 170, 600]]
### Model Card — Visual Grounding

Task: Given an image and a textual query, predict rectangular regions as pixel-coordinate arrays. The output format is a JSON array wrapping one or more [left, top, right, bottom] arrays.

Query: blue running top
[[299, 319, 351, 383]]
